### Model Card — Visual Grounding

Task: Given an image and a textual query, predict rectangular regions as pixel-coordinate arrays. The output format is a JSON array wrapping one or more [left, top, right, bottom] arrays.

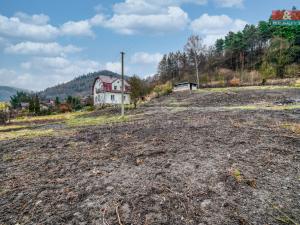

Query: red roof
[[99, 75, 118, 84], [98, 75, 129, 86]]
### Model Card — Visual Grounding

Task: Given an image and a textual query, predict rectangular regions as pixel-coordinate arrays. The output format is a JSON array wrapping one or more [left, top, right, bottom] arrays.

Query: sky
[[0, 0, 299, 91]]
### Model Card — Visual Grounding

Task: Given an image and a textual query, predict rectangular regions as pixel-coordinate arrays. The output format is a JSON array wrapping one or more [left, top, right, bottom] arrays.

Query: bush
[[293, 79, 300, 87], [229, 78, 240, 86], [285, 64, 300, 77], [0, 103, 10, 125], [83, 106, 95, 112], [260, 62, 276, 80], [153, 81, 172, 97], [59, 103, 72, 113]]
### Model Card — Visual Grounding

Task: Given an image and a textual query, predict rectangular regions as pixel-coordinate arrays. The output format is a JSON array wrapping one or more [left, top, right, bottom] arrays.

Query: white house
[[173, 82, 198, 92], [93, 76, 131, 106]]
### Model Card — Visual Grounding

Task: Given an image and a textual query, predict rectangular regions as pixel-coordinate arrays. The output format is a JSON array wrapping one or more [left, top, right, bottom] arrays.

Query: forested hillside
[[39, 70, 128, 100], [157, 17, 300, 86]]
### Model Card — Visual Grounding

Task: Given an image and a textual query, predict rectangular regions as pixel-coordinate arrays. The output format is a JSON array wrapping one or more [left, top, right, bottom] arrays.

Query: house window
[[123, 96, 126, 101], [111, 95, 115, 101], [114, 86, 117, 90]]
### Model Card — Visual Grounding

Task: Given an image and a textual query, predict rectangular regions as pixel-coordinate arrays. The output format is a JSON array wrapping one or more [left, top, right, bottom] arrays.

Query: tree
[[10, 91, 30, 109], [184, 35, 205, 87], [34, 95, 40, 114], [265, 37, 292, 78], [29, 98, 35, 113], [67, 96, 82, 111], [55, 97, 60, 106], [128, 76, 146, 108], [154, 16, 300, 86], [158, 55, 168, 82], [215, 39, 224, 55]]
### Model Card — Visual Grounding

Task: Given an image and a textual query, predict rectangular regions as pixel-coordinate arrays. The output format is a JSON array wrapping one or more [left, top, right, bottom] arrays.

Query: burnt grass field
[[1, 87, 300, 225]]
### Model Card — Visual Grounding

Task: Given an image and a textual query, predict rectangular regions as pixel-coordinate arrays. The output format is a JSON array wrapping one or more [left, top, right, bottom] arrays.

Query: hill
[[0, 86, 28, 102], [39, 70, 129, 100]]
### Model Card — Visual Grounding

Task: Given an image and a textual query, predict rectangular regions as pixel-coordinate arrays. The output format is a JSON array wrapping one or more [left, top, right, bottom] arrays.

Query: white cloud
[[0, 14, 59, 40], [105, 62, 122, 73], [214, 0, 244, 8], [190, 13, 247, 45], [0, 12, 101, 40], [13, 57, 102, 90], [14, 12, 50, 25], [105, 61, 130, 73], [131, 52, 163, 64], [102, 6, 189, 35], [113, 0, 207, 15], [89, 14, 106, 26], [0, 36, 9, 47], [5, 42, 81, 56], [23, 57, 100, 74]]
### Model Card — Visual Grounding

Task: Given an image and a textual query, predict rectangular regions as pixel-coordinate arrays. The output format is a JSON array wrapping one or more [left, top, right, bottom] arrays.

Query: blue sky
[[0, 0, 299, 91]]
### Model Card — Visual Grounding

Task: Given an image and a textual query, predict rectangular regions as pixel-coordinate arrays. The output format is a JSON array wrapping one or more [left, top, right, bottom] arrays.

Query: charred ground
[[0, 86, 300, 225]]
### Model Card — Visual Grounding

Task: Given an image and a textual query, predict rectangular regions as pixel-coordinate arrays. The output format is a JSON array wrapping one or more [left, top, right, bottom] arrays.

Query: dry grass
[[0, 129, 54, 141], [281, 123, 300, 135], [12, 111, 90, 123], [196, 85, 300, 93], [226, 103, 300, 111], [0, 110, 132, 141]]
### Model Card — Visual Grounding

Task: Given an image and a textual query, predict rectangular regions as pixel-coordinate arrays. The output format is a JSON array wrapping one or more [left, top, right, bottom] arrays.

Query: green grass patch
[[0, 110, 132, 141], [0, 124, 28, 132], [2, 153, 14, 162], [293, 79, 300, 88], [282, 123, 300, 135], [12, 111, 89, 123], [66, 115, 130, 127], [0, 129, 54, 141]]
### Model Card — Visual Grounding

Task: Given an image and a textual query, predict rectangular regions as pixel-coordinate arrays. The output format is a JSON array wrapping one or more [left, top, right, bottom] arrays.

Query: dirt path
[[0, 88, 300, 225]]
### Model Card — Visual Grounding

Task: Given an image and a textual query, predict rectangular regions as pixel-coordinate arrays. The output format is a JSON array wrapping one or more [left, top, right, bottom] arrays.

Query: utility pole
[[194, 53, 199, 88], [121, 52, 125, 117]]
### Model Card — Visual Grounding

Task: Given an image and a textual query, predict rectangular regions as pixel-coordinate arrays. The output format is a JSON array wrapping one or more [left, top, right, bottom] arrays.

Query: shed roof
[[174, 82, 197, 87]]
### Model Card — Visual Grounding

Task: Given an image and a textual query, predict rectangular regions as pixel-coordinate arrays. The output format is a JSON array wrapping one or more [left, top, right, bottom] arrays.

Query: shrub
[[229, 78, 240, 86], [260, 62, 276, 80], [0, 103, 10, 125], [59, 103, 72, 113], [161, 81, 173, 94], [153, 81, 172, 97], [293, 79, 300, 87], [217, 68, 235, 85], [285, 64, 300, 77]]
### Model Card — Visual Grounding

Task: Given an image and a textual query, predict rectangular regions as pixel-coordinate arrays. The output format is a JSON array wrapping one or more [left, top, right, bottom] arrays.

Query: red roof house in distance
[[93, 75, 131, 106]]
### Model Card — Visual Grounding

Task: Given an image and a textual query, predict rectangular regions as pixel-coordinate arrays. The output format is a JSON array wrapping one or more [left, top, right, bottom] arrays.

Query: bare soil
[[1, 87, 300, 225]]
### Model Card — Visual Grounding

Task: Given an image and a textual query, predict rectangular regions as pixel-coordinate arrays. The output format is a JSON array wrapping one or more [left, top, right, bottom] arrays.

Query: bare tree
[[184, 35, 205, 87]]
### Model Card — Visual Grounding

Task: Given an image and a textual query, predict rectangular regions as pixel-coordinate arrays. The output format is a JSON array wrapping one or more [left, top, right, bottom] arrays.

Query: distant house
[[93, 76, 131, 106], [173, 82, 198, 92]]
